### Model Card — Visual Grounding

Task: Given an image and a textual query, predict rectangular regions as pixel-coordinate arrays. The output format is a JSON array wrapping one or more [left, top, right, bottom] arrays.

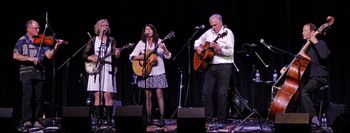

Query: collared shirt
[[14, 34, 50, 79], [194, 26, 235, 64]]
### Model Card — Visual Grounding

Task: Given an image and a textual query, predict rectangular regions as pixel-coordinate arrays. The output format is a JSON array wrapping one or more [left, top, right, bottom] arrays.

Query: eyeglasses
[[31, 27, 40, 30]]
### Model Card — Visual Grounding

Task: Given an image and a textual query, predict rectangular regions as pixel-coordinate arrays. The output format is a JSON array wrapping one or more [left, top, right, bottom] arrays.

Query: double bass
[[268, 16, 334, 120]]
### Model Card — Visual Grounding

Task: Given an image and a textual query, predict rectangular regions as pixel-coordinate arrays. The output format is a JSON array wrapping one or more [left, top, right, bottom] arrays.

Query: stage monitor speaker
[[62, 106, 90, 133], [274, 113, 310, 133], [177, 107, 205, 133], [115, 105, 146, 133], [0, 108, 15, 132]]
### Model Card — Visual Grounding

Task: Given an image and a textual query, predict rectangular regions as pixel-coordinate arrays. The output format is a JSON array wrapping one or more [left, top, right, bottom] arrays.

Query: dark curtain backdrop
[[1, 0, 349, 119]]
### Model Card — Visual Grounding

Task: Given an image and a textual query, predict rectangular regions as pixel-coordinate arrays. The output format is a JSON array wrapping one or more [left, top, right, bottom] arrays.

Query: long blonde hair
[[94, 19, 111, 35]]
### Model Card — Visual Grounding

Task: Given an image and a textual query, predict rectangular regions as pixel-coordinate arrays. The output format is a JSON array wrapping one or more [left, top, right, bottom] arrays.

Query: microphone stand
[[41, 15, 57, 119], [253, 50, 269, 68], [233, 46, 267, 131], [96, 32, 106, 126], [57, 32, 92, 70], [44, 11, 60, 125], [177, 67, 184, 108], [232, 75, 264, 132], [56, 41, 89, 71], [262, 41, 294, 57], [142, 37, 149, 121], [170, 67, 184, 119], [50, 28, 57, 121], [57, 33, 92, 107], [171, 28, 201, 118], [142, 39, 147, 80]]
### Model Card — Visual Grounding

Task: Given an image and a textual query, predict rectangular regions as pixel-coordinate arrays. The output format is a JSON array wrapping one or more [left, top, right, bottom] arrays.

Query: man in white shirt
[[194, 13, 235, 121]]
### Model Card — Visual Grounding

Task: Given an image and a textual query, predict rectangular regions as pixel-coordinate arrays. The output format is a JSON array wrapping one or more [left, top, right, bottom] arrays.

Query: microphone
[[101, 29, 107, 35], [45, 11, 48, 28], [87, 32, 92, 38], [242, 43, 257, 49], [45, 11, 49, 24], [248, 43, 257, 47], [195, 25, 205, 30], [260, 39, 271, 49]]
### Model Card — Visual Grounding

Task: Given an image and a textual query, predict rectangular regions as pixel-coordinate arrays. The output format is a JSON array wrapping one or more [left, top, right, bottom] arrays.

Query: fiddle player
[[13, 19, 63, 129]]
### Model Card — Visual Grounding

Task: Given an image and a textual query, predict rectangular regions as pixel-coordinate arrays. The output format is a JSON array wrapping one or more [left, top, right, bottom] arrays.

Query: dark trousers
[[202, 64, 233, 120], [300, 77, 328, 117], [21, 79, 44, 122]]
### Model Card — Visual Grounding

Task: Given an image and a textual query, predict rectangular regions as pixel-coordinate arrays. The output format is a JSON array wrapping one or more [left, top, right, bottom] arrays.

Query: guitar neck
[[145, 39, 165, 59], [213, 37, 220, 43], [144, 31, 175, 59], [100, 45, 128, 60]]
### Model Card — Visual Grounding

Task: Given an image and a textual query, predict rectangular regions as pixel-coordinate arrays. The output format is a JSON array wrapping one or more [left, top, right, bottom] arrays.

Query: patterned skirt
[[138, 73, 168, 89]]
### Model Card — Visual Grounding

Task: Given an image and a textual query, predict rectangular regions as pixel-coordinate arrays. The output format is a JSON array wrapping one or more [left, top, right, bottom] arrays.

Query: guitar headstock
[[119, 43, 135, 51], [163, 31, 176, 41], [219, 31, 228, 38], [124, 43, 135, 49]]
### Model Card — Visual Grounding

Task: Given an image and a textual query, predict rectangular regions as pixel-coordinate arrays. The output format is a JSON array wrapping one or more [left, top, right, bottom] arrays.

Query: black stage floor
[[14, 117, 336, 133]]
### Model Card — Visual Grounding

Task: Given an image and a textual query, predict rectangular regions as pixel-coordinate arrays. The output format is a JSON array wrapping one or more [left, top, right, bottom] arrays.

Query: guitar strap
[[105, 37, 111, 55]]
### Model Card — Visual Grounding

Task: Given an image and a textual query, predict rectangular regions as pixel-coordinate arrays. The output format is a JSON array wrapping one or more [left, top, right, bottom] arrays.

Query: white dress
[[87, 37, 116, 93]]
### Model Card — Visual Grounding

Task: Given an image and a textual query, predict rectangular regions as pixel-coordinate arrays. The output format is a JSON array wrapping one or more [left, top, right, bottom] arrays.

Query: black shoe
[[147, 118, 153, 125], [158, 118, 165, 127]]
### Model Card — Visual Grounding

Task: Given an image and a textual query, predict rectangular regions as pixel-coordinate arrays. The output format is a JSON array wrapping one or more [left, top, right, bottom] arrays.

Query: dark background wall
[[1, 0, 349, 119]]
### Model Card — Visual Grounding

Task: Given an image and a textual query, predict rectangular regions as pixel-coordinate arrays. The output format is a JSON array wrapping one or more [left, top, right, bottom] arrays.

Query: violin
[[33, 34, 68, 46]]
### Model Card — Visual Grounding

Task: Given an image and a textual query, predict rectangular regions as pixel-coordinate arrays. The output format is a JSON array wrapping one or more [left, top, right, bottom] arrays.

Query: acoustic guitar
[[132, 31, 175, 78], [85, 43, 134, 75], [193, 31, 227, 71]]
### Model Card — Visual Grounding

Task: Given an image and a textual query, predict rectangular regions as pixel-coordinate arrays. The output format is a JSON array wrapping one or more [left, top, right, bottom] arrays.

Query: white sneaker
[[23, 121, 32, 127], [34, 121, 42, 128], [312, 116, 320, 127]]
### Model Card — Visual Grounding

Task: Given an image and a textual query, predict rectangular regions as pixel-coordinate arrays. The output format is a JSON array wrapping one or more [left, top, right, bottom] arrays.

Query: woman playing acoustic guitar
[[129, 23, 171, 127]]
